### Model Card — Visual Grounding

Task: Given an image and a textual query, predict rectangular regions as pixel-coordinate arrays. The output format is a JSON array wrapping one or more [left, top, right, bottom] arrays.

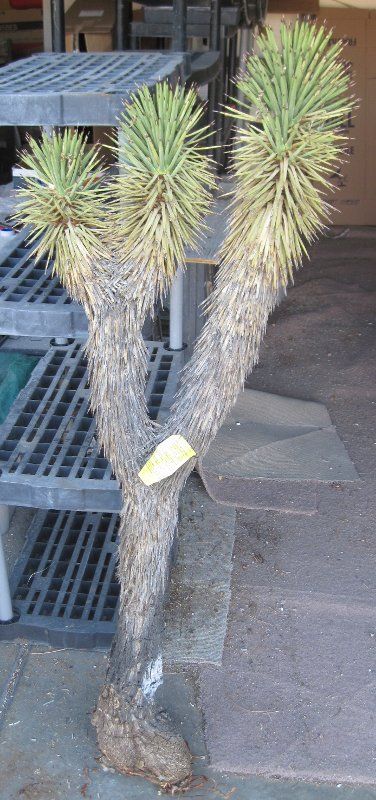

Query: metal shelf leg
[[0, 505, 13, 623], [169, 267, 184, 351]]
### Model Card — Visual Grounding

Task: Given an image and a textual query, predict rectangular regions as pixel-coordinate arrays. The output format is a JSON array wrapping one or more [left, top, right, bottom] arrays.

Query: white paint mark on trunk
[[141, 654, 163, 700]]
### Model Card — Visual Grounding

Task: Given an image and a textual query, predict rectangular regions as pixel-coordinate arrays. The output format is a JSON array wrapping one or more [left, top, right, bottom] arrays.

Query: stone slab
[[199, 389, 359, 514], [165, 475, 235, 664]]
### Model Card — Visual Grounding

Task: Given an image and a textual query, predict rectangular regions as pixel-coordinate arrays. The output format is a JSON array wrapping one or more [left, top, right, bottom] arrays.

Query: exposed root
[[92, 684, 192, 792]]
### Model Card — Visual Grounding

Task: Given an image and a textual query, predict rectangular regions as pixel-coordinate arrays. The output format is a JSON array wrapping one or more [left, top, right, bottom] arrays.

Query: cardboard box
[[315, 8, 375, 225], [0, 0, 43, 57], [268, 0, 319, 14], [65, 0, 115, 52], [365, 77, 376, 217]]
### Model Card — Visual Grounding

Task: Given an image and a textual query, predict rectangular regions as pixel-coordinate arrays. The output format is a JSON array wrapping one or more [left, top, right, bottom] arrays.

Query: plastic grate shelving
[[0, 190, 228, 338], [2, 508, 119, 648], [0, 230, 87, 337], [0, 51, 186, 126], [0, 476, 236, 655], [134, 4, 240, 38], [0, 340, 182, 511]]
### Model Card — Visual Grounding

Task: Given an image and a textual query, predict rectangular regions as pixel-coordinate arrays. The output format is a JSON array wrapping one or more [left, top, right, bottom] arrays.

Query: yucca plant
[[112, 82, 215, 291], [14, 21, 353, 791], [16, 129, 107, 300]]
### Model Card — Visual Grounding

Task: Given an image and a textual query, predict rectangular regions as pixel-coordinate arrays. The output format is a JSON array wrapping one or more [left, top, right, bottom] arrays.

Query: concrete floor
[[2, 642, 376, 800], [201, 230, 376, 786], [0, 228, 376, 798]]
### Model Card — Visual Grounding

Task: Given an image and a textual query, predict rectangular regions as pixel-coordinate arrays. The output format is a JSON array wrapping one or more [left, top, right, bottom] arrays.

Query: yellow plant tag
[[138, 434, 196, 486]]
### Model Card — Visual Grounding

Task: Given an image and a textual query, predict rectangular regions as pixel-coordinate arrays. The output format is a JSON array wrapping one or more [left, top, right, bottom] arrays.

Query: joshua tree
[[15, 21, 352, 791]]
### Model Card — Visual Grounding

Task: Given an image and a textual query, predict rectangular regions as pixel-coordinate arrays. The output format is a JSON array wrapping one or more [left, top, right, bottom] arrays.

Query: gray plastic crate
[[0, 475, 236, 655], [0, 340, 182, 511]]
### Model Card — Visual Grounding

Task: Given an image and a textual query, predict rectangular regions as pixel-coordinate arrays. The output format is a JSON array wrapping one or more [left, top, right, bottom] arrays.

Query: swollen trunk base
[[92, 684, 192, 789]]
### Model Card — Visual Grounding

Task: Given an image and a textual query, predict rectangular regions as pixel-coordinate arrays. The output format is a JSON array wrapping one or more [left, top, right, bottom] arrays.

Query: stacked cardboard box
[[0, 0, 43, 58], [65, 0, 116, 52], [268, 0, 319, 12], [64, 0, 117, 160], [316, 8, 375, 225]]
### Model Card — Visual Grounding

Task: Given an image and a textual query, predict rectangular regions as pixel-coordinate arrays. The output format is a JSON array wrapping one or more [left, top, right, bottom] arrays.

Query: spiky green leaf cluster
[[225, 21, 354, 288], [13, 129, 107, 290], [111, 82, 215, 289]]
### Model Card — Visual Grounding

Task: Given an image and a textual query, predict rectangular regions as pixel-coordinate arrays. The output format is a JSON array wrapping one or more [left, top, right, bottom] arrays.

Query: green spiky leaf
[[13, 129, 108, 292], [224, 20, 355, 288], [110, 82, 215, 291]]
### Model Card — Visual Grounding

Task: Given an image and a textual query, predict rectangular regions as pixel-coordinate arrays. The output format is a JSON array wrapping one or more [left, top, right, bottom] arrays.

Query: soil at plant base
[[200, 230, 376, 786]]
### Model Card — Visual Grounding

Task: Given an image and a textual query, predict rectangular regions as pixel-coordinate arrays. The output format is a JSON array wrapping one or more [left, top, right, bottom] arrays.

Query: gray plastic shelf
[[186, 186, 229, 264], [0, 474, 236, 654], [0, 230, 87, 337], [0, 188, 229, 337], [1, 508, 120, 648], [0, 51, 186, 126], [144, 4, 240, 25], [133, 5, 240, 37], [0, 340, 182, 511]]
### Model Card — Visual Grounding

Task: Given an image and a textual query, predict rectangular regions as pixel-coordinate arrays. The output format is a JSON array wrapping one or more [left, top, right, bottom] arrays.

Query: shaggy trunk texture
[[92, 491, 187, 787], [86, 254, 280, 788], [43, 220, 281, 790], [72, 261, 190, 786], [165, 258, 279, 449]]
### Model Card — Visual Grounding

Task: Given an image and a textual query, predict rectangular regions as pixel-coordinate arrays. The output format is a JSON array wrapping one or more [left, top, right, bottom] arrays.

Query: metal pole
[[51, 0, 65, 53], [169, 268, 184, 350], [208, 0, 221, 162], [53, 338, 69, 345], [0, 506, 13, 623], [0, 505, 9, 536], [170, 0, 186, 351], [172, 0, 187, 52], [209, 0, 221, 51], [170, 0, 186, 349], [116, 0, 131, 50], [236, 28, 253, 131]]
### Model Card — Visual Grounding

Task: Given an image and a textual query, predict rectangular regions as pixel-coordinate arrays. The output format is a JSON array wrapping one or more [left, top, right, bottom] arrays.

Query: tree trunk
[[88, 255, 281, 787], [81, 272, 190, 786], [92, 487, 192, 787], [165, 258, 280, 451]]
